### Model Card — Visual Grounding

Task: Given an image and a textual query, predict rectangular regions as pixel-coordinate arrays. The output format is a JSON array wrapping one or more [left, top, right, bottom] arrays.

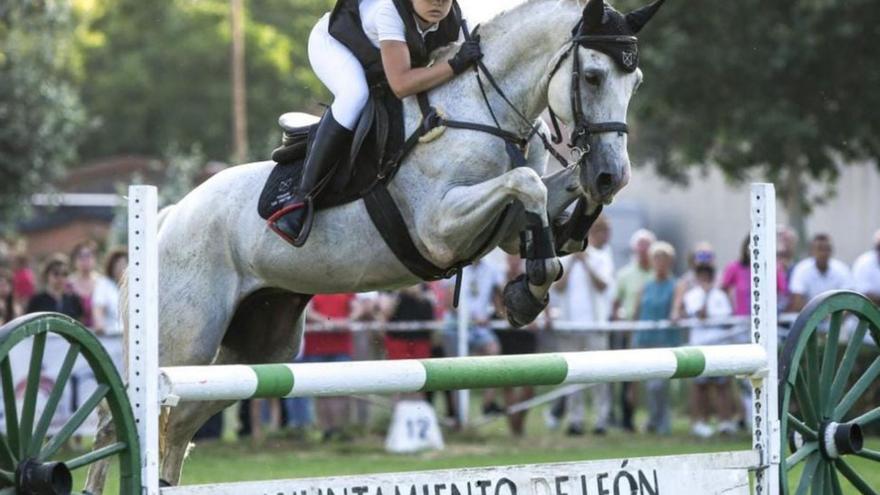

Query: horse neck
[[468, 0, 582, 126]]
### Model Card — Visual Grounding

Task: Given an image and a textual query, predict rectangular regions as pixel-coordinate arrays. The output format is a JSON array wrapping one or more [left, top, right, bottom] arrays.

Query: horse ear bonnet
[[574, 0, 665, 73]]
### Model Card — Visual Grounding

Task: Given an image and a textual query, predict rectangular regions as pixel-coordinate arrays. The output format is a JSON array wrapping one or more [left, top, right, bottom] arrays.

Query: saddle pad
[[258, 89, 406, 221]]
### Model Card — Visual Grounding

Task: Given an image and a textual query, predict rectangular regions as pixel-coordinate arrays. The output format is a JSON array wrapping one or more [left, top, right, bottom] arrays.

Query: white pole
[[456, 272, 470, 426], [128, 186, 160, 495], [750, 183, 780, 495]]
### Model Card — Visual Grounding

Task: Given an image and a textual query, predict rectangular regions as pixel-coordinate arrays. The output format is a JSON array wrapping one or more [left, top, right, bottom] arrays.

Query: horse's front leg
[[428, 167, 560, 328]]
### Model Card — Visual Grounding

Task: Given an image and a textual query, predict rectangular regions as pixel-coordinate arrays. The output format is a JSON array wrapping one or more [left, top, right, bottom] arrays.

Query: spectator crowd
[[1, 223, 878, 443]]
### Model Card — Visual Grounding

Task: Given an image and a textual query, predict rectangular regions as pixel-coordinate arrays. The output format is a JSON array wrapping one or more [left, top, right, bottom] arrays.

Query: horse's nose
[[596, 172, 616, 197]]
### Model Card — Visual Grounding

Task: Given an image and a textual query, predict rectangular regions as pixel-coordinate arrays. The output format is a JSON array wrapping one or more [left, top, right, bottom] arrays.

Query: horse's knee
[[505, 168, 547, 214]]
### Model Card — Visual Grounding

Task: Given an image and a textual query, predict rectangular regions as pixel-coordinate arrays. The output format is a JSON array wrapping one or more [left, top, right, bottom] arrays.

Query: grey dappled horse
[[85, 0, 662, 490]]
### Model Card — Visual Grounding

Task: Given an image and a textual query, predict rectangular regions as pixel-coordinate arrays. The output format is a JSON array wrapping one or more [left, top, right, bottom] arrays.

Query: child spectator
[[683, 262, 737, 437]]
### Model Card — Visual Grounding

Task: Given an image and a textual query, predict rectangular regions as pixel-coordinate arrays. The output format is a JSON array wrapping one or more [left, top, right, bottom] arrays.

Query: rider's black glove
[[448, 32, 483, 75]]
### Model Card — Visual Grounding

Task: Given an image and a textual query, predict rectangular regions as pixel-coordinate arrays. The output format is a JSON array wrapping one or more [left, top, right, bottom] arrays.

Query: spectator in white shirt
[[789, 234, 854, 311], [548, 216, 615, 436], [853, 229, 880, 306]]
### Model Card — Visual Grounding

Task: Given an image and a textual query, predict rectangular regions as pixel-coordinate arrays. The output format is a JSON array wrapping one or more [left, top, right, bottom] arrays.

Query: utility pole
[[231, 0, 248, 163]]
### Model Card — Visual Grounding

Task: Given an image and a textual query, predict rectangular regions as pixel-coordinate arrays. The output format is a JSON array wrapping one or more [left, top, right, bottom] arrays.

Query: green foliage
[[75, 0, 332, 163], [0, 1, 86, 228], [622, 0, 880, 202]]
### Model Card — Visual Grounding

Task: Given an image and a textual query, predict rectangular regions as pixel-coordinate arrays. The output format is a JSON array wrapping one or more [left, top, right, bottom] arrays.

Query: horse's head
[[547, 0, 664, 204]]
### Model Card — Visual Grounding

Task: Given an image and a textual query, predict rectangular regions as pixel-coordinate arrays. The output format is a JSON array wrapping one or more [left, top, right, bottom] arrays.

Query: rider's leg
[[269, 14, 366, 246]]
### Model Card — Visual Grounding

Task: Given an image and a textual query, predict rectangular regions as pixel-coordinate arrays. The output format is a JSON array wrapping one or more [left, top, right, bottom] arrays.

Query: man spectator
[[853, 229, 880, 306], [548, 216, 615, 436], [789, 234, 854, 311], [610, 228, 655, 431]]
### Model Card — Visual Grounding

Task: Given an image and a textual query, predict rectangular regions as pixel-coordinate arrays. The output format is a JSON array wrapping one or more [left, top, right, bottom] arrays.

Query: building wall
[[25, 220, 111, 263], [607, 162, 880, 270]]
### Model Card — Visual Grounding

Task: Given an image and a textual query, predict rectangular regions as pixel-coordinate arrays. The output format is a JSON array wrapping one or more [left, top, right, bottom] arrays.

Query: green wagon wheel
[[0, 313, 140, 494], [779, 290, 880, 495]]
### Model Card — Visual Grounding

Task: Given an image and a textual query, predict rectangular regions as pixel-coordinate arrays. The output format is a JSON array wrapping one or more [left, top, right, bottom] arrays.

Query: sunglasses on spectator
[[50, 270, 69, 277]]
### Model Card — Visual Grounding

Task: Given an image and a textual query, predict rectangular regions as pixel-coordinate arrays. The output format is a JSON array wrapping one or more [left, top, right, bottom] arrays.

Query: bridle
[[546, 34, 634, 164], [437, 20, 638, 172]]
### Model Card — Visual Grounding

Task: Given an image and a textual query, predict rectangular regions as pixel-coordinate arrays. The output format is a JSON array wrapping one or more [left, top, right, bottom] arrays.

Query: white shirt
[[683, 286, 732, 345], [360, 0, 440, 48], [557, 245, 615, 323], [456, 260, 505, 322], [789, 257, 854, 301], [92, 276, 122, 335], [853, 250, 880, 297]]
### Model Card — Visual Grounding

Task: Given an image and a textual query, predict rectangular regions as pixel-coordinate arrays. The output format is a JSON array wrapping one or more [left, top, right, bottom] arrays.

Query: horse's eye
[[584, 73, 602, 87]]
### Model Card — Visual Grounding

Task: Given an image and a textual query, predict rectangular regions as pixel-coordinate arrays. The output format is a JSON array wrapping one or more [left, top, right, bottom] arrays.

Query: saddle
[[257, 87, 406, 218]]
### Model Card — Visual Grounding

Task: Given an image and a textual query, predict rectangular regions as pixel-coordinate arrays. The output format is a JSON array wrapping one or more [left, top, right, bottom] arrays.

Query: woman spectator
[[722, 236, 789, 318], [92, 248, 127, 336], [26, 255, 84, 321], [630, 241, 678, 435], [69, 241, 100, 328], [1, 268, 22, 324]]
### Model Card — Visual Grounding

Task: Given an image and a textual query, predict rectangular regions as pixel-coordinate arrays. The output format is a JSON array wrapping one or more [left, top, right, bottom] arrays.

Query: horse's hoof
[[503, 275, 548, 328]]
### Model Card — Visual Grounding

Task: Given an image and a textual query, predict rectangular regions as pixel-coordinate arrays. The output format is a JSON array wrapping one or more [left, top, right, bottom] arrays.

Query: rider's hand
[[448, 31, 483, 75]]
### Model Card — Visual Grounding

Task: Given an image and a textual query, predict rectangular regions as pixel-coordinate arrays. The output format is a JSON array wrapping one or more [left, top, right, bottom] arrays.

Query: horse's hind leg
[[161, 289, 309, 485]]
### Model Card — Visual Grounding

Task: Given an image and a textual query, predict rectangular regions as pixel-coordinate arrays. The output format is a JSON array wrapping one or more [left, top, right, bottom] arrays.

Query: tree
[[73, 0, 332, 163], [620, 0, 880, 236], [0, 1, 86, 228]]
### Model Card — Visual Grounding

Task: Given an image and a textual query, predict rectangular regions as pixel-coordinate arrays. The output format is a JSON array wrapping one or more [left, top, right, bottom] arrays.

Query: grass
[[68, 396, 880, 493]]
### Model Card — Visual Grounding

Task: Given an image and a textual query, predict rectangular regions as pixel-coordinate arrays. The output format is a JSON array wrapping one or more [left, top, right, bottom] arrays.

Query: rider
[[269, 0, 483, 246]]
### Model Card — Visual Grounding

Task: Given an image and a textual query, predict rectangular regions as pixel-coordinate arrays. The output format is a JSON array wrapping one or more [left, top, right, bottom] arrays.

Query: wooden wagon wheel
[[0, 313, 140, 495], [780, 290, 880, 494]]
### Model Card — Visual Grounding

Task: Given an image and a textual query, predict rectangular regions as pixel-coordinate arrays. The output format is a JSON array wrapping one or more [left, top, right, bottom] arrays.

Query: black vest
[[328, 0, 463, 87]]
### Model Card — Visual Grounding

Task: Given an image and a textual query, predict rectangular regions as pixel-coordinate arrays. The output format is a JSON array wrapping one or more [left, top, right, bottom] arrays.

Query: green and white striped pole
[[158, 345, 767, 403]]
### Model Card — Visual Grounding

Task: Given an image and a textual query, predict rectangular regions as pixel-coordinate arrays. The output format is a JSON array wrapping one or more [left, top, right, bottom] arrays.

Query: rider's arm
[[380, 40, 455, 99]]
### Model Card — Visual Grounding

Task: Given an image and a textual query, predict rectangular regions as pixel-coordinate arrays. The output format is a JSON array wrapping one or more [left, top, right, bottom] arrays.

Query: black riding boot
[[268, 110, 352, 246]]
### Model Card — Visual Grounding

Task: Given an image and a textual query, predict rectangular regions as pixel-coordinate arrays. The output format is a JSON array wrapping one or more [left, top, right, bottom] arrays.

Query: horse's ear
[[582, 0, 606, 30], [625, 0, 666, 34]]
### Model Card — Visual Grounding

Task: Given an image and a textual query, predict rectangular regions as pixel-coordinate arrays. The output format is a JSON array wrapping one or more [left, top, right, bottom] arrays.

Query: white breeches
[[309, 14, 370, 130]]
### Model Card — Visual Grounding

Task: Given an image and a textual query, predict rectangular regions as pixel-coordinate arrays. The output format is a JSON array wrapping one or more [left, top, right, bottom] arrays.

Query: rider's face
[[411, 0, 453, 27]]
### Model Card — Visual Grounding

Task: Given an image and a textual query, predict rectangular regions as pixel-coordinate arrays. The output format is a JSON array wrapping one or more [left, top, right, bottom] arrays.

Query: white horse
[[86, 0, 662, 490]]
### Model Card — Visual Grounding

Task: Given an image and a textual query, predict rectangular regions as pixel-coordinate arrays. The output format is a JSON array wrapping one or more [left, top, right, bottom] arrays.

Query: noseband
[[546, 35, 634, 165]]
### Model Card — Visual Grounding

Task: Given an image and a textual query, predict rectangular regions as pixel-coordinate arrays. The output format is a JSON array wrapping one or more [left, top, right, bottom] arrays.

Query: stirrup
[[267, 198, 315, 247]]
